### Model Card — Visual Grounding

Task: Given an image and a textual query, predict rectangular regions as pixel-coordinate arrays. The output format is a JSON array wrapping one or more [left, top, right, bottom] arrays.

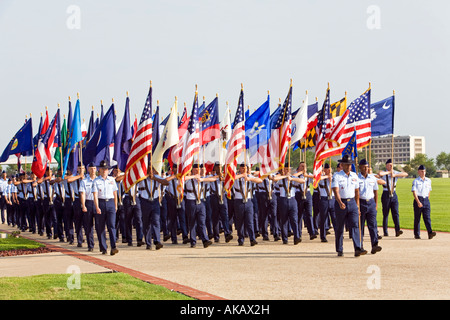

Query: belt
[[359, 198, 374, 203], [98, 198, 114, 202], [340, 198, 354, 202], [417, 196, 428, 199]]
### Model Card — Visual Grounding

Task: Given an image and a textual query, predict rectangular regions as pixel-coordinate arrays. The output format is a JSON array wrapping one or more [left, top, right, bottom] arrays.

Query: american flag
[[177, 90, 200, 200], [224, 88, 245, 197], [313, 87, 349, 187], [123, 86, 153, 192], [317, 88, 371, 160]]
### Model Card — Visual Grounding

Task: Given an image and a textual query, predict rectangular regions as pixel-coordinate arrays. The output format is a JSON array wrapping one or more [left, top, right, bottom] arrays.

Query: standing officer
[[26, 173, 38, 234], [378, 159, 408, 237], [115, 173, 144, 247], [80, 162, 97, 251], [209, 163, 233, 243], [256, 172, 280, 241], [358, 159, 384, 254], [294, 162, 317, 240], [318, 163, 337, 243], [35, 175, 45, 236], [184, 164, 213, 248], [92, 160, 119, 255], [0, 171, 8, 224], [62, 169, 75, 245], [4, 178, 14, 226], [137, 167, 168, 250], [272, 163, 304, 245], [51, 170, 66, 242], [233, 163, 262, 246], [411, 165, 436, 240], [40, 167, 56, 239], [66, 164, 85, 247], [331, 155, 366, 257], [14, 173, 29, 232], [165, 164, 188, 244], [112, 167, 126, 244]]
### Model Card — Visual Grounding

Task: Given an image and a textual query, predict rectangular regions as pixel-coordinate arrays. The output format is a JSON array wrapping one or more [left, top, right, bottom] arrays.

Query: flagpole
[[390, 89, 396, 196]]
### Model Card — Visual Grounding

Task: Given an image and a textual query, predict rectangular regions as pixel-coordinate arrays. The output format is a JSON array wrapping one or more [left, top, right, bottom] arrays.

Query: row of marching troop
[[0, 153, 433, 257]]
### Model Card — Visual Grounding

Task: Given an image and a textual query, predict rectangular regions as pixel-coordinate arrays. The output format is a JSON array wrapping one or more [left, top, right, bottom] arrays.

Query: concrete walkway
[[1, 224, 449, 300]]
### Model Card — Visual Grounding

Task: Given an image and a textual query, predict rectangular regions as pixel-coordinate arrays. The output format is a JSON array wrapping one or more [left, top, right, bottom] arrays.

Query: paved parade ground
[[1, 224, 449, 300]]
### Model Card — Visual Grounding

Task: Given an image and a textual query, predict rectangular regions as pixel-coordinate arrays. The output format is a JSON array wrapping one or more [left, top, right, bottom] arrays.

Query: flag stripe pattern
[[123, 87, 153, 192], [224, 89, 245, 197], [177, 91, 200, 200]]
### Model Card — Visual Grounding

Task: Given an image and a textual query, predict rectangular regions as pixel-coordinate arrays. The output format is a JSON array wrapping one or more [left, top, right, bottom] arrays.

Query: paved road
[[1, 224, 449, 300]]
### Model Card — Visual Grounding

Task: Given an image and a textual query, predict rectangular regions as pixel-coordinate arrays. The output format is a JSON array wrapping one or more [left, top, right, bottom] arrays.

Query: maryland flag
[[330, 96, 347, 118]]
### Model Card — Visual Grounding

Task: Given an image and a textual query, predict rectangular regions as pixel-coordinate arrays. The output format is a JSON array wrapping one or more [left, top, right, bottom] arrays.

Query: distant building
[[371, 135, 425, 165]]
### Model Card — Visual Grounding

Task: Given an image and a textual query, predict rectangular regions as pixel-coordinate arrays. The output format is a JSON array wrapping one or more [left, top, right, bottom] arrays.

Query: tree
[[436, 152, 450, 173], [406, 153, 436, 178]]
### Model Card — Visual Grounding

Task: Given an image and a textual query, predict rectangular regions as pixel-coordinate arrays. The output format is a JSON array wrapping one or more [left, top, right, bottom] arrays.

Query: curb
[[1, 229, 226, 300]]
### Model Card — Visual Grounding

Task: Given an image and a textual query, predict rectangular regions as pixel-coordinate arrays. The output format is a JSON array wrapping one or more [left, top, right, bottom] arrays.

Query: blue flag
[[62, 99, 82, 178], [0, 119, 33, 162], [371, 95, 395, 137], [113, 97, 132, 172], [152, 105, 160, 153], [342, 129, 358, 172], [245, 95, 270, 161], [84, 104, 116, 166]]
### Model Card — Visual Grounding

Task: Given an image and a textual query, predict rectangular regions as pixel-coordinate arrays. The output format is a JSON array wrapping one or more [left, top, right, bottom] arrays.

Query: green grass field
[[0, 273, 194, 300], [0, 236, 46, 251], [375, 178, 450, 232]]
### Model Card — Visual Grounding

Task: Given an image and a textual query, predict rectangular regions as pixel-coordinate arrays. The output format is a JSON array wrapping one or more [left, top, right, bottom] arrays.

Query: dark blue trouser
[[233, 199, 255, 244], [278, 196, 300, 242], [94, 199, 117, 252], [227, 198, 235, 232], [319, 197, 337, 240], [210, 194, 231, 241], [0, 195, 6, 224], [257, 192, 279, 238], [160, 196, 169, 239], [296, 192, 316, 237], [140, 197, 161, 247], [312, 191, 320, 232], [27, 198, 37, 233], [413, 197, 432, 238], [54, 198, 65, 240], [43, 198, 57, 237], [116, 203, 126, 241], [123, 196, 143, 244], [205, 196, 213, 237], [35, 199, 44, 235], [360, 198, 379, 248], [185, 199, 209, 246], [73, 199, 84, 246], [334, 198, 361, 253], [18, 198, 29, 231], [166, 195, 187, 242], [83, 200, 95, 249], [63, 198, 75, 242], [381, 191, 400, 235]]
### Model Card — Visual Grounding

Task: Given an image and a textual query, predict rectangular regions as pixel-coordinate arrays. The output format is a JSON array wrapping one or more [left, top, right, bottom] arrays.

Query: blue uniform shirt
[[331, 171, 359, 199], [138, 176, 162, 200], [358, 173, 379, 200], [79, 175, 96, 201], [233, 176, 254, 200], [277, 177, 297, 198], [381, 170, 400, 192], [92, 176, 118, 200], [411, 176, 432, 198]]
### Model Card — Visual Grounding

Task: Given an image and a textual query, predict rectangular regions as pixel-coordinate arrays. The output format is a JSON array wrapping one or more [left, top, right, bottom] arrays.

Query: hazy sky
[[1, 0, 449, 159]]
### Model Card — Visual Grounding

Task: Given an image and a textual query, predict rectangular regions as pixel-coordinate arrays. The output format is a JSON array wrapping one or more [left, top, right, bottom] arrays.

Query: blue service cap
[[359, 159, 369, 166], [418, 165, 426, 170]]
